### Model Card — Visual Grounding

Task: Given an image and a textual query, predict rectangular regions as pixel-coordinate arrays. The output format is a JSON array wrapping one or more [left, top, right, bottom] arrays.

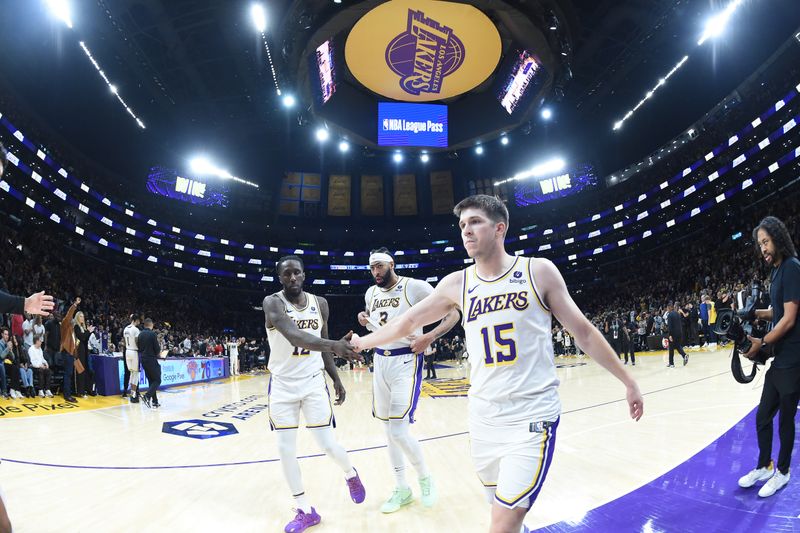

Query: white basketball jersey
[[461, 256, 561, 433], [227, 342, 239, 357], [267, 292, 324, 379], [366, 276, 432, 350], [123, 325, 139, 351]]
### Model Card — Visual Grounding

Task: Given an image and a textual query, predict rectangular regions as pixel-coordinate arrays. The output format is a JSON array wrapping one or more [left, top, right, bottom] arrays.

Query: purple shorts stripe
[[495, 417, 560, 508], [407, 354, 424, 423]]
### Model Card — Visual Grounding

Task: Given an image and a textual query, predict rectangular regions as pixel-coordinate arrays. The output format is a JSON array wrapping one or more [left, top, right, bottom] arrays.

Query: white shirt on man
[[23, 319, 33, 346], [28, 345, 47, 368]]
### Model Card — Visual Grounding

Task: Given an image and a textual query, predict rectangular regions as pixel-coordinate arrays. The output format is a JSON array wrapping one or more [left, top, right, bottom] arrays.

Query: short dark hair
[[453, 194, 509, 232], [0, 141, 7, 171], [276, 255, 304, 274], [753, 216, 797, 261], [33, 335, 42, 344], [370, 246, 391, 255], [144, 318, 154, 327]]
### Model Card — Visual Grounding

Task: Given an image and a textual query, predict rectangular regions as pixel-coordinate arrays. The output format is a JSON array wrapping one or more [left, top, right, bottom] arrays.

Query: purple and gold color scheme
[[345, 0, 501, 102]]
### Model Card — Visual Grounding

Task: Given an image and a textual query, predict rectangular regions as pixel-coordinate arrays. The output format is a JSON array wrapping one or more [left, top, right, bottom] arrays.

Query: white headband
[[369, 252, 394, 265]]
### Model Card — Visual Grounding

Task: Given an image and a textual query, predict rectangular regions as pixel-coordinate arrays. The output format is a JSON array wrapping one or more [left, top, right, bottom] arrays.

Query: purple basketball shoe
[[284, 507, 321, 533], [346, 468, 366, 504]]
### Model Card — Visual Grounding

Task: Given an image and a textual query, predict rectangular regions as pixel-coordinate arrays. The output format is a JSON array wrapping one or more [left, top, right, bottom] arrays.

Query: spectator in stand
[[88, 325, 102, 354], [700, 295, 711, 347], [15, 334, 33, 397], [73, 311, 96, 397], [623, 322, 636, 366], [4, 333, 23, 399], [667, 303, 689, 368], [43, 312, 60, 367], [686, 302, 699, 347], [60, 298, 81, 403], [0, 329, 11, 399], [29, 335, 53, 397], [32, 315, 45, 347], [22, 313, 33, 352], [10, 312, 23, 342]]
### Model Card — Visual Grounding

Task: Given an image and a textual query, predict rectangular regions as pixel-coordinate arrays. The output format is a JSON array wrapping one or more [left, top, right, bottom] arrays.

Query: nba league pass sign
[[345, 0, 501, 102], [378, 102, 448, 147]]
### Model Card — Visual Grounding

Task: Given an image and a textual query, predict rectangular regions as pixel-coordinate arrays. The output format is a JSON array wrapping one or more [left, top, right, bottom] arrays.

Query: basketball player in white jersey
[[122, 315, 141, 404], [227, 336, 243, 376], [264, 255, 366, 533], [357, 247, 460, 513], [352, 195, 644, 533]]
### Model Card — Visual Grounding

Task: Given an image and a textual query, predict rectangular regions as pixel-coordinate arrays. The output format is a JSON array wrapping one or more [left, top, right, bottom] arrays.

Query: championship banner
[[301, 173, 322, 202], [361, 175, 384, 216], [345, 0, 501, 102], [279, 172, 302, 216], [327, 174, 352, 216], [429, 170, 454, 214], [393, 174, 418, 216]]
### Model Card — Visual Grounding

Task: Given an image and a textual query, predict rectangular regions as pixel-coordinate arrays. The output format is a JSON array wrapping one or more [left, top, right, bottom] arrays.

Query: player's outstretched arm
[[535, 258, 643, 421], [263, 295, 360, 360], [353, 272, 461, 352]]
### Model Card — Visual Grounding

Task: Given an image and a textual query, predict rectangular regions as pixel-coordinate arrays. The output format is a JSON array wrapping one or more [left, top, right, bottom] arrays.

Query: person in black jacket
[[138, 318, 162, 408], [667, 303, 688, 367], [73, 312, 96, 397]]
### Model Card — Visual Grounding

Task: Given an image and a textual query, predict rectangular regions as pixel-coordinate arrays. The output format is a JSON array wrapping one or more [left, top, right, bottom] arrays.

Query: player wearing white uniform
[[264, 255, 366, 533], [123, 316, 141, 403], [352, 195, 644, 533], [357, 247, 461, 513], [227, 337, 242, 376]]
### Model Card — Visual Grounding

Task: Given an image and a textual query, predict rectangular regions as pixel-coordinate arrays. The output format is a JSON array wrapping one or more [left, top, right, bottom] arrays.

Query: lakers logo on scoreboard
[[345, 0, 501, 102], [386, 9, 465, 96]]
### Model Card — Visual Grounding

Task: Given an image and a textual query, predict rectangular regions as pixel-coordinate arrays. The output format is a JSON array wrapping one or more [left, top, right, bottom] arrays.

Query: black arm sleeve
[[0, 290, 25, 315]]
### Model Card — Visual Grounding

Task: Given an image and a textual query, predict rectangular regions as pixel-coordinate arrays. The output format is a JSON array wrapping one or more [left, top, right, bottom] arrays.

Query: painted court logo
[[386, 9, 465, 96]]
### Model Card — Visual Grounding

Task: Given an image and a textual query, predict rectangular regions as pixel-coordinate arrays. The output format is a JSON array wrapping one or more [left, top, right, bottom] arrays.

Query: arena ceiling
[[0, 0, 798, 194]]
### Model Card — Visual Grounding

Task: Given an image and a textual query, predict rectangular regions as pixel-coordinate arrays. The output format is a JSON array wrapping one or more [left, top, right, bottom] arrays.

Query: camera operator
[[738, 216, 800, 498]]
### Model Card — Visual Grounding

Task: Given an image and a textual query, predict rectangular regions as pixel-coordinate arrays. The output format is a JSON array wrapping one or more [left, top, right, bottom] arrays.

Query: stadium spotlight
[[189, 156, 215, 176], [541, 108, 553, 120], [393, 152, 403, 163], [698, 0, 743, 45], [500, 136, 509, 146], [282, 94, 296, 108], [251, 3, 267, 33], [475, 145, 484, 155], [46, 0, 73, 29], [109, 84, 118, 95], [338, 141, 350, 153], [420, 153, 430, 163], [316, 128, 329, 142]]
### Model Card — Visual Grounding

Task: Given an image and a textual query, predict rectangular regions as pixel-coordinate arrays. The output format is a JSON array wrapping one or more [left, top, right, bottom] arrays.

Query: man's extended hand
[[24, 291, 54, 315], [332, 331, 363, 362], [409, 332, 435, 354], [357, 311, 369, 327]]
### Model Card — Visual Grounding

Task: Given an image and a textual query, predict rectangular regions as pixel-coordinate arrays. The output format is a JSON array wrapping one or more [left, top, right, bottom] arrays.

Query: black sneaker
[[129, 395, 140, 404], [88, 391, 97, 397], [683, 355, 688, 366], [141, 395, 152, 408], [65, 396, 78, 403], [152, 401, 161, 409]]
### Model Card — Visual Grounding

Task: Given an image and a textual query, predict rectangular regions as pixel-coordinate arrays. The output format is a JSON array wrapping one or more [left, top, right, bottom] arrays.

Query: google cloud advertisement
[[378, 102, 448, 148]]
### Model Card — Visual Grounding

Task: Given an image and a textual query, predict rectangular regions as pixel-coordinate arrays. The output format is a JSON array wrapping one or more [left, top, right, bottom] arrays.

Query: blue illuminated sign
[[378, 102, 448, 147]]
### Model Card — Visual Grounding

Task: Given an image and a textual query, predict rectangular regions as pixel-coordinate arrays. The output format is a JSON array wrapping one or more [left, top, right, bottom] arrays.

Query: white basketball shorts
[[268, 371, 335, 431]]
